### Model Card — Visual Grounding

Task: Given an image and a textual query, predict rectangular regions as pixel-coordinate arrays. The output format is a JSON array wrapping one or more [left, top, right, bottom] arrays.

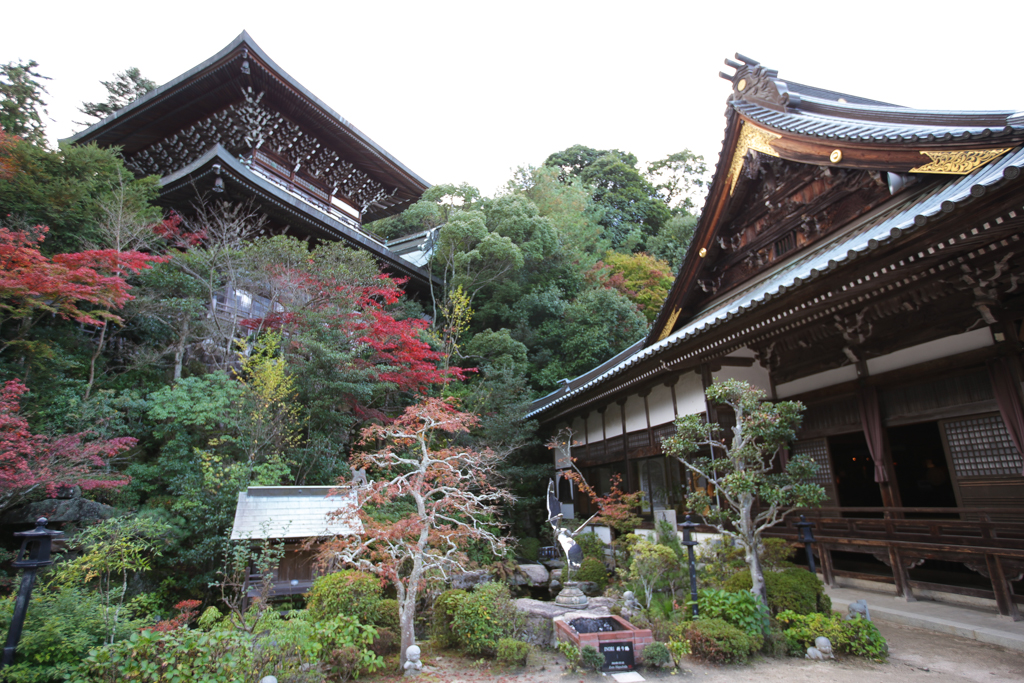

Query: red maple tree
[[318, 398, 511, 669], [0, 226, 166, 355], [0, 379, 134, 514], [240, 264, 464, 410]]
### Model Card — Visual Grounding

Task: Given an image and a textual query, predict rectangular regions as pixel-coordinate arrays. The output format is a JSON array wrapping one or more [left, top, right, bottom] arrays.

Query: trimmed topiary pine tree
[[662, 379, 825, 606]]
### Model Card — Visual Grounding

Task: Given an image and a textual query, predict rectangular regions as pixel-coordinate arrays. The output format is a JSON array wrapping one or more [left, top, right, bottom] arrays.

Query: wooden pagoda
[[64, 31, 435, 293], [529, 55, 1024, 619]]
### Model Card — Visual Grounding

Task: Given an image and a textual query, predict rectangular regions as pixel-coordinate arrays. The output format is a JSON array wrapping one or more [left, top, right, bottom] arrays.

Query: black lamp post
[[2, 518, 63, 667], [680, 514, 700, 618], [795, 514, 817, 575]]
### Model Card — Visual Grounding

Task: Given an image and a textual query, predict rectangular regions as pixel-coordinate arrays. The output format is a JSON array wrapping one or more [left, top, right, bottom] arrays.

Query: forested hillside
[[368, 146, 705, 392]]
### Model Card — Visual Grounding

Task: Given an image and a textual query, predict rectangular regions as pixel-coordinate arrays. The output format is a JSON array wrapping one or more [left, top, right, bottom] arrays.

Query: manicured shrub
[[580, 644, 605, 671], [723, 567, 831, 615], [430, 589, 467, 649], [776, 610, 887, 661], [370, 627, 397, 656], [450, 583, 525, 657], [640, 641, 671, 668], [685, 617, 762, 664], [761, 628, 788, 658], [375, 598, 401, 633], [496, 637, 531, 666], [517, 537, 541, 562], [575, 532, 607, 560], [697, 588, 769, 636], [307, 570, 384, 625], [575, 556, 609, 593]]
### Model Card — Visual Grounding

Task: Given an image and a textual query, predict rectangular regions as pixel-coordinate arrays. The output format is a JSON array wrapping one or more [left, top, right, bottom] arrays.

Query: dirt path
[[381, 621, 1023, 683]]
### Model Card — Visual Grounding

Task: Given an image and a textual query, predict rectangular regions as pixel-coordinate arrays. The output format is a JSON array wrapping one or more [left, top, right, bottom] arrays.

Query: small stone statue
[[621, 590, 642, 621], [403, 645, 423, 676], [806, 636, 834, 660], [846, 599, 871, 621], [352, 468, 368, 487]]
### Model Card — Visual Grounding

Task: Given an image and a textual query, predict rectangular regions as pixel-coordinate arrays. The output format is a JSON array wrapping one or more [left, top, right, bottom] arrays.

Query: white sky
[[5, 0, 1023, 198]]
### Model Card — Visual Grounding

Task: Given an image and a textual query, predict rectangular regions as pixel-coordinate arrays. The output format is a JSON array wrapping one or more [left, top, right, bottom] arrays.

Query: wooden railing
[[764, 507, 1024, 620]]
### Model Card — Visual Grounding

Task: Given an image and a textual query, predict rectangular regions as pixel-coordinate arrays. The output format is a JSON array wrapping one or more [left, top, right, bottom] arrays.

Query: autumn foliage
[[240, 261, 463, 401], [319, 397, 511, 668], [0, 379, 134, 513], [0, 225, 166, 352]]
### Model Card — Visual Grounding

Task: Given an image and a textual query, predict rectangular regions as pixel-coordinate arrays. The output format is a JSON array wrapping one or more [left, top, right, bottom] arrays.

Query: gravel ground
[[374, 621, 1023, 683]]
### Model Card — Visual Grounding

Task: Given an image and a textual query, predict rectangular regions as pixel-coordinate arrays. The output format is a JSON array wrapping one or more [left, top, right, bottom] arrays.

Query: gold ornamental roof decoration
[[910, 148, 1012, 174], [728, 122, 781, 195]]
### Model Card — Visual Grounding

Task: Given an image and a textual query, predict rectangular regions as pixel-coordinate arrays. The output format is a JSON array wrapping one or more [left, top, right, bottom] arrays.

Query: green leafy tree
[[648, 212, 698, 274], [545, 145, 670, 252], [0, 137, 160, 254], [628, 539, 677, 608], [591, 251, 674, 323], [0, 60, 49, 144], [662, 379, 825, 603], [530, 287, 648, 389], [50, 515, 173, 644], [644, 149, 709, 215], [78, 67, 156, 124]]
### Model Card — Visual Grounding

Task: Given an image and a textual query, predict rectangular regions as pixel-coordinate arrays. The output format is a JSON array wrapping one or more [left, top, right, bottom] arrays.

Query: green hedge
[[575, 557, 608, 593], [307, 570, 384, 626], [430, 589, 468, 649], [777, 610, 887, 661], [722, 567, 831, 615], [684, 618, 762, 664]]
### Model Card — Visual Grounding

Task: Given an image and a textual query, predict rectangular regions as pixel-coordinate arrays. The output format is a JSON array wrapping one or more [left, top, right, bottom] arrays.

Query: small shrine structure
[[229, 485, 360, 598]]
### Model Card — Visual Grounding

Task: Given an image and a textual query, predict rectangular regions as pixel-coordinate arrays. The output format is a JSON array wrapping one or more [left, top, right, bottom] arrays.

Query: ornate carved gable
[[690, 156, 890, 303], [123, 88, 393, 214]]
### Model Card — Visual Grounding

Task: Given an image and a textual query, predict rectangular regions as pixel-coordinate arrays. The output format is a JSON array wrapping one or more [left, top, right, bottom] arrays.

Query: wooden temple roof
[[528, 55, 1024, 423], [63, 32, 429, 222], [157, 145, 438, 295]]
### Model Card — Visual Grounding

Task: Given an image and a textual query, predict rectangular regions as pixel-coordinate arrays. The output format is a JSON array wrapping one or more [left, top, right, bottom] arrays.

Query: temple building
[[530, 55, 1024, 619], [65, 31, 435, 295]]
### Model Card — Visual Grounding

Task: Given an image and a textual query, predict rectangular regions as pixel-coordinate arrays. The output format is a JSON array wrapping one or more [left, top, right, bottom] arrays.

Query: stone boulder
[[1, 497, 114, 525], [450, 570, 490, 590], [513, 564, 550, 586]]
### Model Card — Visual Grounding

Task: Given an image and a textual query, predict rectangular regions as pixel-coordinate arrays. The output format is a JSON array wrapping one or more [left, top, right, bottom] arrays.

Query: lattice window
[[791, 438, 834, 487], [943, 415, 1023, 477]]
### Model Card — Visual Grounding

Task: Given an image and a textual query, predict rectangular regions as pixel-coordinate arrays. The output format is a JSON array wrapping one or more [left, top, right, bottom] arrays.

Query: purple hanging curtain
[[856, 384, 889, 483], [986, 357, 1024, 475]]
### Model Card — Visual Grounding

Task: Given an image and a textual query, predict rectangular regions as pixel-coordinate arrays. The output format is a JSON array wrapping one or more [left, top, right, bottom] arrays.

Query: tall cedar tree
[[319, 398, 512, 670]]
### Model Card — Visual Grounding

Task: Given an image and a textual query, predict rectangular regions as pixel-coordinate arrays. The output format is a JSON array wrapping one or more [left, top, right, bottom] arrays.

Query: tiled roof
[[526, 145, 1024, 420], [735, 99, 1024, 144], [230, 486, 362, 540]]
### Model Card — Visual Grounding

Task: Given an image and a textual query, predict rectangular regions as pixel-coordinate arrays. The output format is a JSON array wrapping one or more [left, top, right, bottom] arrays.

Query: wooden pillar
[[986, 554, 1022, 621], [887, 544, 916, 602], [818, 544, 836, 587], [856, 357, 902, 511], [667, 375, 679, 417], [618, 398, 631, 492]]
